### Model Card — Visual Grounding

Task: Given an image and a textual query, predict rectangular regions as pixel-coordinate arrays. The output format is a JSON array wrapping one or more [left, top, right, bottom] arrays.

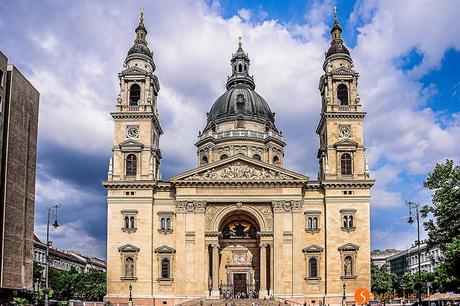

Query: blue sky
[[0, 0, 459, 259]]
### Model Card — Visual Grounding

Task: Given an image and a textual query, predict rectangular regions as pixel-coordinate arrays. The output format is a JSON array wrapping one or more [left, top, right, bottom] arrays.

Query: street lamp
[[45, 204, 61, 306], [406, 201, 422, 306], [342, 283, 346, 306]]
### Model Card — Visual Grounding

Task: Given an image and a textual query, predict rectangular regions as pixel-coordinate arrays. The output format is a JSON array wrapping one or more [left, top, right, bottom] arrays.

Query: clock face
[[339, 126, 351, 138], [127, 126, 139, 138]]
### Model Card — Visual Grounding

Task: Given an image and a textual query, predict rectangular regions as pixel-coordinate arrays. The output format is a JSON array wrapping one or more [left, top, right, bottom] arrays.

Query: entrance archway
[[218, 211, 261, 298]]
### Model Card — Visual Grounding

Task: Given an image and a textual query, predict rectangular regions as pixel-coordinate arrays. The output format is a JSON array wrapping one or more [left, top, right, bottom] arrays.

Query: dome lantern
[[226, 37, 255, 90]]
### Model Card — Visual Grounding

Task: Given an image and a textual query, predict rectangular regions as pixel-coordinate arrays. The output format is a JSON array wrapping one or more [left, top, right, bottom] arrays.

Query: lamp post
[[342, 283, 346, 306], [129, 284, 133, 301], [44, 204, 61, 306], [406, 201, 422, 306]]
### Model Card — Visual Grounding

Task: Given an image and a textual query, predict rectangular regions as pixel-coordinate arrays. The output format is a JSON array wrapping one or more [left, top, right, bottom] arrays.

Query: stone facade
[[104, 13, 374, 306], [0, 52, 40, 300]]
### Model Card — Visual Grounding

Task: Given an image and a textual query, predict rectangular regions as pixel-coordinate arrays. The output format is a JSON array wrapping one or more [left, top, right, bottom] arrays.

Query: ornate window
[[253, 154, 261, 161], [273, 156, 280, 165], [158, 211, 174, 234], [121, 209, 138, 233], [340, 209, 356, 232], [340, 153, 352, 175], [155, 245, 176, 282], [118, 244, 140, 280], [161, 258, 170, 279], [129, 84, 141, 105], [337, 84, 348, 105], [338, 243, 359, 279], [126, 154, 137, 176], [303, 245, 323, 281], [309, 257, 318, 278], [201, 155, 208, 165], [304, 210, 321, 233]]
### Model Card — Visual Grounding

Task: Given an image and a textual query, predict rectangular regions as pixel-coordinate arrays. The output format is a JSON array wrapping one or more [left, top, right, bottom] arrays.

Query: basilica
[[104, 11, 374, 306]]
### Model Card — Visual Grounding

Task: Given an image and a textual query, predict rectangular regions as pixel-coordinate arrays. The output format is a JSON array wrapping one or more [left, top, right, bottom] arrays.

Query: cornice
[[195, 135, 286, 148], [315, 112, 367, 134], [320, 179, 375, 189], [102, 180, 158, 189], [172, 180, 306, 188]]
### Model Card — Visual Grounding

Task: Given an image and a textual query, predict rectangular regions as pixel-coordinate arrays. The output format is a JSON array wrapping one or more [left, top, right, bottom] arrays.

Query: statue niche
[[221, 221, 258, 239]]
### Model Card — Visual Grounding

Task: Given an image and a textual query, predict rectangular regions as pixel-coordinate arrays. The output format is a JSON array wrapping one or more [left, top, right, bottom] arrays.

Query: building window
[[121, 209, 138, 233], [338, 243, 359, 279], [337, 84, 348, 105], [273, 156, 280, 165], [129, 84, 141, 105], [236, 116, 245, 128], [304, 210, 321, 233], [340, 209, 356, 232], [238, 64, 242, 72], [161, 258, 170, 279], [126, 154, 137, 176], [309, 257, 318, 278], [340, 153, 352, 175], [220, 154, 228, 160], [253, 154, 261, 161], [158, 212, 174, 234], [201, 155, 208, 165]]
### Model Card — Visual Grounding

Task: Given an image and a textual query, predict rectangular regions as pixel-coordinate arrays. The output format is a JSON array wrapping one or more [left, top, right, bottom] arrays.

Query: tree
[[433, 237, 460, 292], [76, 269, 107, 301], [371, 264, 397, 294], [421, 160, 460, 250]]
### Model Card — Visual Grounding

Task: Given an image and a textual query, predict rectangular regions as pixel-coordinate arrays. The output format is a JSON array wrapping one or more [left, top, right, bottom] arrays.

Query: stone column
[[211, 244, 220, 298], [259, 243, 268, 298], [269, 243, 274, 296]]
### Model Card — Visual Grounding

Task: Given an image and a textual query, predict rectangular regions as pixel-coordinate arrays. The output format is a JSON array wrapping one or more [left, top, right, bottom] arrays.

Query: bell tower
[[316, 10, 370, 181], [108, 10, 162, 182]]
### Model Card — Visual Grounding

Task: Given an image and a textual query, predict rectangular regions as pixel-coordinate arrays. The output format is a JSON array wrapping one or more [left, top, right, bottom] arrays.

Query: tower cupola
[[325, 7, 350, 59], [226, 37, 255, 90], [127, 9, 153, 59]]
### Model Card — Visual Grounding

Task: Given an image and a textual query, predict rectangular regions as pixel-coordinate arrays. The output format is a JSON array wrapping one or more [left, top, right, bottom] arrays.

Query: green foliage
[[400, 271, 437, 295], [33, 262, 44, 281], [371, 264, 398, 296], [421, 160, 460, 250], [44, 267, 106, 301], [10, 297, 29, 306], [433, 237, 460, 292]]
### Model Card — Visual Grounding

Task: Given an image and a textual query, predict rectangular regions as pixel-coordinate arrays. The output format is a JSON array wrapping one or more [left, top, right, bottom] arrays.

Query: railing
[[329, 105, 359, 112], [198, 130, 284, 142]]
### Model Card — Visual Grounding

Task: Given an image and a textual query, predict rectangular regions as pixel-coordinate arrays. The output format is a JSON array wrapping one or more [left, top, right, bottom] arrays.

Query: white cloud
[[238, 8, 251, 22]]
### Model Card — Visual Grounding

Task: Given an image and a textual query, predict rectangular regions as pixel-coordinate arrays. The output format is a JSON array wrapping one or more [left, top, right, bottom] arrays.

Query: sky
[[0, 0, 459, 259]]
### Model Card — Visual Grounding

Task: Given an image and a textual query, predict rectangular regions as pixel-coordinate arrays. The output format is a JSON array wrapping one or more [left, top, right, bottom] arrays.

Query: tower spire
[[325, 6, 350, 59], [226, 37, 255, 90], [127, 8, 153, 59]]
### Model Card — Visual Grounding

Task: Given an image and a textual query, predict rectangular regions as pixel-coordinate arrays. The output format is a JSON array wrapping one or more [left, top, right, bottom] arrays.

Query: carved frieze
[[184, 161, 293, 181], [175, 201, 207, 213], [272, 200, 303, 212]]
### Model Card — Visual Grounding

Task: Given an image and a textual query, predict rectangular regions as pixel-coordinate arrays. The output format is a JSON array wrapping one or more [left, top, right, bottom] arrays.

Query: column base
[[210, 289, 220, 299], [259, 289, 268, 299]]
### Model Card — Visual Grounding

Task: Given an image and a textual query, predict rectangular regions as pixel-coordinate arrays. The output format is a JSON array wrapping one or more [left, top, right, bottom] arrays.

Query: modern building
[[104, 11, 374, 306], [371, 249, 400, 268], [386, 241, 443, 278], [0, 50, 40, 300]]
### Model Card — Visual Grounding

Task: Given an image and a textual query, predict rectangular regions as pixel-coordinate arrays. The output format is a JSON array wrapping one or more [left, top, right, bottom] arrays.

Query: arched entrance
[[218, 212, 260, 298]]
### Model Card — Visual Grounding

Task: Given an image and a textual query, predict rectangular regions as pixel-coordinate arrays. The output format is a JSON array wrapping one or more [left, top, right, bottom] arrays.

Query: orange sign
[[355, 288, 371, 304]]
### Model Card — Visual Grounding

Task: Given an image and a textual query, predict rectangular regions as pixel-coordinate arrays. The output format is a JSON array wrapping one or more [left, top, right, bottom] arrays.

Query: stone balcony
[[198, 129, 284, 143]]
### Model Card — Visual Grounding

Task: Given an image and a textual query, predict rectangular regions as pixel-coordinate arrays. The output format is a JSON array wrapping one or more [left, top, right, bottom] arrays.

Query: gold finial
[[238, 36, 242, 48], [334, 6, 338, 21], [140, 7, 144, 22]]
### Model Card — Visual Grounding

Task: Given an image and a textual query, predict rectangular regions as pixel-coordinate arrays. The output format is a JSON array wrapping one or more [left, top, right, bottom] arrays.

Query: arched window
[[340, 153, 352, 175], [201, 156, 208, 165], [220, 154, 228, 160], [253, 154, 261, 161], [312, 217, 318, 229], [130, 216, 135, 228], [244, 65, 247, 71], [238, 64, 242, 72], [161, 258, 170, 279], [343, 215, 348, 228], [124, 216, 130, 229], [344, 256, 353, 276], [337, 84, 348, 105], [129, 84, 141, 105], [125, 257, 135, 277], [348, 215, 354, 228], [126, 154, 137, 176], [166, 218, 171, 230], [273, 156, 280, 165], [307, 217, 312, 229], [309, 257, 318, 278], [161, 218, 166, 230]]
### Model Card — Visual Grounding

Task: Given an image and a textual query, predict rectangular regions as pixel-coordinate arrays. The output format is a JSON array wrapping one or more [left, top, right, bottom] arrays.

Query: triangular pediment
[[303, 245, 324, 253], [331, 66, 356, 75], [119, 139, 144, 151], [118, 244, 140, 252], [334, 138, 359, 149], [338, 243, 360, 251], [171, 154, 308, 182], [120, 66, 149, 76], [154, 245, 176, 253]]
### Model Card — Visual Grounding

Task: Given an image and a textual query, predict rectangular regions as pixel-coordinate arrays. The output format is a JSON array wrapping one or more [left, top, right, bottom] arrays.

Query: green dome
[[206, 84, 276, 128]]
